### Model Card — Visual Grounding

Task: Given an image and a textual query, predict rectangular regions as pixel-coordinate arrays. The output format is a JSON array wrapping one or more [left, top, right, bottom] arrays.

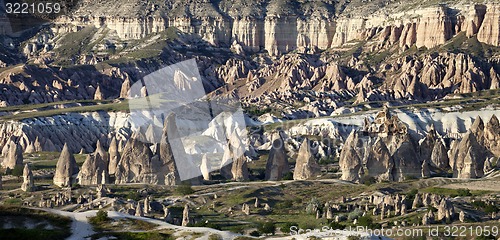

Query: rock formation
[[160, 113, 199, 185], [220, 130, 249, 182], [339, 131, 363, 182], [293, 138, 320, 180], [135, 203, 144, 217], [21, 164, 35, 192], [115, 135, 160, 184], [54, 143, 79, 187], [78, 153, 109, 185], [242, 203, 250, 215], [364, 138, 394, 181], [340, 108, 421, 182], [200, 154, 211, 181], [437, 199, 454, 222], [182, 204, 190, 226], [431, 140, 450, 170], [108, 137, 120, 175], [484, 115, 500, 156], [94, 85, 104, 100], [451, 131, 486, 179], [2, 141, 23, 171], [265, 135, 289, 181], [231, 154, 249, 182]]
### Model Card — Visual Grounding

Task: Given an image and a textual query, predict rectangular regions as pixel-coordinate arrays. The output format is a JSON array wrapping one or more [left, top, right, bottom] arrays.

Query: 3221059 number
[[5, 2, 61, 14]]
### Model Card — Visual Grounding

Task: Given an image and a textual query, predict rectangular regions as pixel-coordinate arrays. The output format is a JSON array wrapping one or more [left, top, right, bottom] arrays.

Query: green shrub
[[88, 210, 110, 225], [257, 222, 276, 235], [360, 176, 376, 186], [356, 216, 380, 229], [126, 191, 140, 201], [11, 165, 24, 177], [281, 222, 298, 233], [457, 188, 472, 197], [276, 200, 293, 209], [175, 183, 194, 196], [249, 230, 260, 237], [347, 208, 363, 221], [328, 221, 345, 230], [282, 172, 293, 180]]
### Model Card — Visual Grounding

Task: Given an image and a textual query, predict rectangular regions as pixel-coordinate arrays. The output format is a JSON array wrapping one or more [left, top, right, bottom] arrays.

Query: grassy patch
[[421, 187, 490, 197], [91, 231, 174, 240], [0, 206, 71, 239]]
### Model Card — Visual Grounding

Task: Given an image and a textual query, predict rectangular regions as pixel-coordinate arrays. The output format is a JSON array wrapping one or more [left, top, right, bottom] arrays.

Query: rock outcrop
[[115, 135, 160, 184], [54, 143, 79, 187], [108, 137, 120, 175], [2, 141, 23, 171], [160, 113, 200, 185], [339, 131, 363, 182], [265, 134, 289, 181], [200, 154, 211, 181], [182, 204, 190, 227], [451, 131, 486, 179], [293, 138, 320, 180], [340, 108, 421, 182], [21, 164, 35, 192], [78, 153, 109, 185], [363, 138, 394, 182]]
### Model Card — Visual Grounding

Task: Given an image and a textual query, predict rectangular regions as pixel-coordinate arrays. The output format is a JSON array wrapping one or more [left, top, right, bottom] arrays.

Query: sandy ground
[[32, 208, 241, 240]]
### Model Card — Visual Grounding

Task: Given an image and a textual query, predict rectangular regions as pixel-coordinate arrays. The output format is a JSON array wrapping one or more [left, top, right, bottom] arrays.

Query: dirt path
[[31, 208, 241, 240]]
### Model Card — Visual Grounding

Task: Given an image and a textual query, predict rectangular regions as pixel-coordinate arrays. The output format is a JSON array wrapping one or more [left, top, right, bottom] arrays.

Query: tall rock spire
[[54, 143, 79, 187]]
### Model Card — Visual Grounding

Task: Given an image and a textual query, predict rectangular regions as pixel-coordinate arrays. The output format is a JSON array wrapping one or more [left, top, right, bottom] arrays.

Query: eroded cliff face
[[50, 1, 500, 56]]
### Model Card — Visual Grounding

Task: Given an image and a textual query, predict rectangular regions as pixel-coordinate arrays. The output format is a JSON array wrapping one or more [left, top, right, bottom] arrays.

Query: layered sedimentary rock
[[265, 134, 289, 181], [415, 6, 453, 49], [293, 138, 320, 180], [477, 4, 500, 46], [54, 143, 79, 187]]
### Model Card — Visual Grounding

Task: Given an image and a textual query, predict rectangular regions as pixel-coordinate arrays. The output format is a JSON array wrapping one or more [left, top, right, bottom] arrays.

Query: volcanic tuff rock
[[340, 108, 423, 182], [265, 133, 289, 181], [53, 143, 80, 187], [182, 204, 190, 227], [108, 137, 120, 175], [160, 113, 200, 185], [293, 138, 320, 180], [0, 112, 129, 155], [451, 131, 486, 179], [339, 130, 363, 182], [21, 164, 35, 192], [200, 154, 211, 181], [53, 1, 500, 53], [363, 138, 394, 182], [2, 141, 23, 171], [437, 199, 455, 222], [78, 153, 109, 185], [115, 135, 162, 184]]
